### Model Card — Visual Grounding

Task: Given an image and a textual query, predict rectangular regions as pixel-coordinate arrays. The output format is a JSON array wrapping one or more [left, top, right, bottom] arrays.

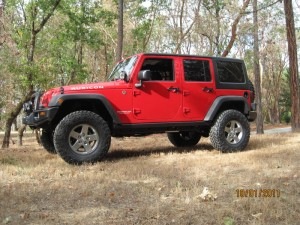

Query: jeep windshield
[[107, 55, 138, 81]]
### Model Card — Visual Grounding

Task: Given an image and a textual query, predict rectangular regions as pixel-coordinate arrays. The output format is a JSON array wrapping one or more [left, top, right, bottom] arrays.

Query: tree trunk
[[104, 43, 109, 79], [66, 44, 77, 85], [116, 0, 123, 62], [1, 18, 36, 148], [283, 0, 300, 132], [222, 0, 250, 57], [0, 0, 5, 46], [18, 124, 26, 146], [78, 41, 83, 65], [253, 0, 264, 134], [142, 4, 157, 52], [215, 1, 221, 56], [2, 91, 33, 148], [174, 0, 201, 54], [0, 0, 4, 17], [2, 118, 14, 148], [1, 0, 61, 148]]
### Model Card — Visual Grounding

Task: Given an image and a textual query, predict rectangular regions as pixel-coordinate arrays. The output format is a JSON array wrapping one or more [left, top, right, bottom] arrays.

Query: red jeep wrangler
[[23, 53, 256, 164]]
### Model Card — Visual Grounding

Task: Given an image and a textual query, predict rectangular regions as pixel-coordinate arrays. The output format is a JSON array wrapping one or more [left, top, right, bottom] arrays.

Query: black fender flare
[[48, 94, 121, 124], [204, 96, 250, 121]]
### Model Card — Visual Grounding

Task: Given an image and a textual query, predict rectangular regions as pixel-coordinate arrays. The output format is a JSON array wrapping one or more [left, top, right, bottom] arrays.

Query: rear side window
[[183, 60, 211, 82], [217, 61, 245, 83]]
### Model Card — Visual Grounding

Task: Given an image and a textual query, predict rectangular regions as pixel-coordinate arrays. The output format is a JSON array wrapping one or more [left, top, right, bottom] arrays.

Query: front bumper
[[22, 91, 58, 128], [22, 107, 59, 128]]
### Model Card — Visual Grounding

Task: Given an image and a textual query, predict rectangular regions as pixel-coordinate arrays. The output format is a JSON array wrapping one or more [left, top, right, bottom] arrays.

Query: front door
[[133, 57, 182, 122]]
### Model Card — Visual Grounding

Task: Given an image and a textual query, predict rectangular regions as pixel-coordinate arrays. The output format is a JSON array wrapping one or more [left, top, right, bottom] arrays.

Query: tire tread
[[209, 110, 250, 152], [54, 111, 111, 164]]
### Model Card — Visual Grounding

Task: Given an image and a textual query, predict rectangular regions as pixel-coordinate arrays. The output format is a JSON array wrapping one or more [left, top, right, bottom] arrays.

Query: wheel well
[[51, 99, 113, 130], [205, 99, 248, 122], [217, 101, 245, 115]]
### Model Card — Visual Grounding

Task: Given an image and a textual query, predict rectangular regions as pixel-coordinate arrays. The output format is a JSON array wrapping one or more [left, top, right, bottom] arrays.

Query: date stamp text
[[236, 189, 280, 198]]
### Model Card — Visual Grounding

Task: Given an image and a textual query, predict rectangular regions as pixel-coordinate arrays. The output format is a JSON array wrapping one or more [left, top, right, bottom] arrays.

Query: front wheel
[[167, 131, 201, 147], [54, 111, 111, 165], [209, 110, 250, 152]]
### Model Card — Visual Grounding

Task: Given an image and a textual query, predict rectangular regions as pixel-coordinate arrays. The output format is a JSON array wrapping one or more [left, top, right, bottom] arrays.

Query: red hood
[[40, 81, 127, 107]]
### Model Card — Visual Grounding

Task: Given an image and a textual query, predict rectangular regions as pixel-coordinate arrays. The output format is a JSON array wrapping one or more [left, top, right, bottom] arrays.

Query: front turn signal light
[[57, 98, 64, 105], [39, 111, 46, 117]]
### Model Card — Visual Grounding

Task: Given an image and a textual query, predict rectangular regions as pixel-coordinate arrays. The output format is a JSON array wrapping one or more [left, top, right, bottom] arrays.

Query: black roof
[[141, 53, 244, 62]]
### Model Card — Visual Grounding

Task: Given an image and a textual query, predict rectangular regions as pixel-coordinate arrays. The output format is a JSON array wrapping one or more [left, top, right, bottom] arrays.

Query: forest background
[[0, 0, 300, 147]]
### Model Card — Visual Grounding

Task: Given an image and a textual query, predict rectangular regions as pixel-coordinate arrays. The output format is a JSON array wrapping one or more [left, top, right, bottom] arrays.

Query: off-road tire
[[167, 131, 201, 147], [209, 110, 250, 152], [40, 128, 56, 154], [54, 111, 111, 165]]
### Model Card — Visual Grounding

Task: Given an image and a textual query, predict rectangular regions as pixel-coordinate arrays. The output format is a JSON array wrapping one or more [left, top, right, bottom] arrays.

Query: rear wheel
[[167, 131, 201, 147], [210, 110, 250, 152], [54, 111, 111, 165]]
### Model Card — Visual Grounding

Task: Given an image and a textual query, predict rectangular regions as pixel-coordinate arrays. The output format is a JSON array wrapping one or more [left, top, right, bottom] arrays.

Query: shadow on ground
[[105, 143, 215, 161]]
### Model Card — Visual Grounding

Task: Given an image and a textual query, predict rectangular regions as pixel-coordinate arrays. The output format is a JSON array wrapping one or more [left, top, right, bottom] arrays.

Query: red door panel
[[132, 57, 182, 122], [133, 81, 181, 121], [181, 58, 216, 120]]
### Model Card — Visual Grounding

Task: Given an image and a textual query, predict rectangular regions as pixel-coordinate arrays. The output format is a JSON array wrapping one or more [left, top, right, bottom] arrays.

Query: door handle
[[202, 87, 213, 93], [168, 86, 180, 93]]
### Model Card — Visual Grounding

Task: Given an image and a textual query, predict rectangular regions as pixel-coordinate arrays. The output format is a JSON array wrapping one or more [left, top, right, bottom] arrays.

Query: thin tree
[[173, 0, 201, 54], [0, 0, 5, 46], [221, 0, 250, 57], [253, 0, 263, 134], [0, 0, 4, 16], [283, 0, 300, 132], [2, 0, 62, 148], [116, 0, 123, 62]]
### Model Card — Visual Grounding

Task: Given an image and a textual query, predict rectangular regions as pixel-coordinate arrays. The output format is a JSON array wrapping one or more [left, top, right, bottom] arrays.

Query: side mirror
[[135, 70, 151, 88], [138, 70, 151, 81]]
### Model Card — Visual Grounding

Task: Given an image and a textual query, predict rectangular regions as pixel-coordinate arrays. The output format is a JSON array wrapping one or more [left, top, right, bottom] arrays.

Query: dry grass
[[0, 131, 299, 225]]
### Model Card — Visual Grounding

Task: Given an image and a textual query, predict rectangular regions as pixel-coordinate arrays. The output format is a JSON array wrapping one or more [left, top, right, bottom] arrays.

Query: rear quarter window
[[217, 61, 245, 83]]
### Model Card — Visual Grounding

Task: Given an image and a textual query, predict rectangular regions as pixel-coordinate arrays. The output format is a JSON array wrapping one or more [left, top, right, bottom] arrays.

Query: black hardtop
[[142, 53, 244, 62]]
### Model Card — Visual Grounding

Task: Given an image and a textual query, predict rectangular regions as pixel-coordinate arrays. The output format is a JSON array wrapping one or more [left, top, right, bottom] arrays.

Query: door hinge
[[183, 90, 190, 96], [134, 108, 141, 114], [183, 108, 191, 113], [133, 90, 141, 96]]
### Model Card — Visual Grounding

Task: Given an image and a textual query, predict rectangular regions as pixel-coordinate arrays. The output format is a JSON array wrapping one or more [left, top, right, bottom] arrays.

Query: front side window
[[140, 58, 174, 81], [217, 61, 245, 83], [183, 59, 211, 82]]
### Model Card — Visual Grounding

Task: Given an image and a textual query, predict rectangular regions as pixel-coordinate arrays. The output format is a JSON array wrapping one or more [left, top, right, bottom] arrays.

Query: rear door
[[181, 58, 216, 120]]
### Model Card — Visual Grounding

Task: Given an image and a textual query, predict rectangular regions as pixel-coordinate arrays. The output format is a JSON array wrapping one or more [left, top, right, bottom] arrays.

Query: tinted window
[[140, 58, 174, 81], [217, 61, 245, 83], [183, 60, 211, 82]]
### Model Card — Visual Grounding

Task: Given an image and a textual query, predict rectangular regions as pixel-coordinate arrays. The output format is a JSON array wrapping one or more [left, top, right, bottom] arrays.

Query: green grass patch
[[0, 156, 19, 165]]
